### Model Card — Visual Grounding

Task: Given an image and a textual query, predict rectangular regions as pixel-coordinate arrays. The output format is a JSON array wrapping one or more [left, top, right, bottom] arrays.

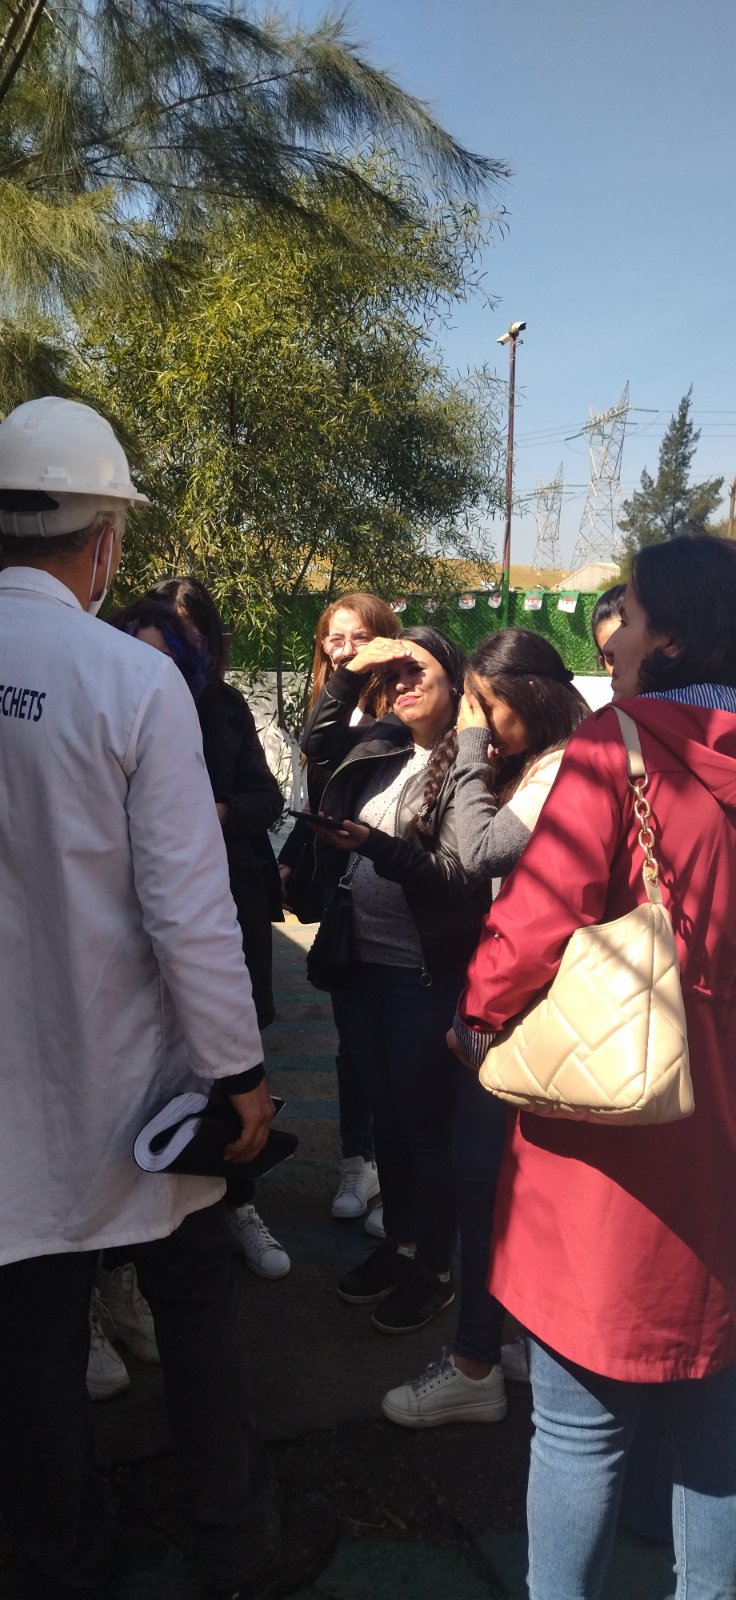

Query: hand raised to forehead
[[456, 690, 490, 732], [344, 636, 416, 674]]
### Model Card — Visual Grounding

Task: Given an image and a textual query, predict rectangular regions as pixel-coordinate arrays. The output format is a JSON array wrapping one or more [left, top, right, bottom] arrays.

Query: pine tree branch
[[0, 0, 509, 370], [160, 63, 310, 117], [0, 1, 31, 79], [0, 0, 47, 111]]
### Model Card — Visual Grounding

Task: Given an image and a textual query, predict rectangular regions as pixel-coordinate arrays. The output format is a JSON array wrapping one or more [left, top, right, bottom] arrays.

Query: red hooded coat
[[460, 697, 736, 1381]]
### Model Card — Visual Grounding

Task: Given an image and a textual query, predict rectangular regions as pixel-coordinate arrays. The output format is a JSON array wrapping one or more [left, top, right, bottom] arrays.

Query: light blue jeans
[[527, 1338, 736, 1600]]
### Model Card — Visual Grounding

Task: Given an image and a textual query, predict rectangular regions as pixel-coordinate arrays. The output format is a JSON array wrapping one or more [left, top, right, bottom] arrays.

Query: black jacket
[[301, 667, 490, 979], [197, 679, 284, 924], [299, 664, 376, 767], [278, 662, 376, 915]]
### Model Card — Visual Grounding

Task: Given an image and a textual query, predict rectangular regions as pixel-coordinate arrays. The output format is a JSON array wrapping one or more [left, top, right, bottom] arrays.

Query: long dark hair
[[393, 626, 466, 835], [466, 627, 589, 803], [148, 576, 228, 680], [632, 534, 736, 691], [108, 597, 212, 700]]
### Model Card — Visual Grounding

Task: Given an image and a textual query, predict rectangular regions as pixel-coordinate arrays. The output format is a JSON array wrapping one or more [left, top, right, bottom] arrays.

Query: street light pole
[[497, 319, 526, 624]]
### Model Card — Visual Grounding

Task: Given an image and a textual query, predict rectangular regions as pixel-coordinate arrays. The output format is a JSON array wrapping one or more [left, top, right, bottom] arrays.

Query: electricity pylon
[[532, 463, 564, 573], [569, 382, 630, 569]]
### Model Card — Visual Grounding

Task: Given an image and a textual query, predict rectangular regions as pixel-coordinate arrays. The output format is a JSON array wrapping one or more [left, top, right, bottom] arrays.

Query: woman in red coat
[[451, 534, 736, 1600]]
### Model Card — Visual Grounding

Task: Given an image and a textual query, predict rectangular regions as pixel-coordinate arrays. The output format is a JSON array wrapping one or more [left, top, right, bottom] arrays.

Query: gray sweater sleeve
[[453, 727, 531, 880]]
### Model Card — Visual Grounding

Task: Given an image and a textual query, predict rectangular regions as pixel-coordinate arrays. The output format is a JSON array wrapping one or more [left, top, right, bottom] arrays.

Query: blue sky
[[293, 0, 736, 565]]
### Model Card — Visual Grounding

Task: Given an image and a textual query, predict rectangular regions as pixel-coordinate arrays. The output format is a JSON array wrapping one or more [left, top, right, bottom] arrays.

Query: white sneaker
[[364, 1203, 385, 1239], [382, 1350, 508, 1429], [331, 1157, 380, 1220], [228, 1205, 291, 1279], [96, 1262, 160, 1363], [87, 1292, 131, 1401], [501, 1335, 530, 1384]]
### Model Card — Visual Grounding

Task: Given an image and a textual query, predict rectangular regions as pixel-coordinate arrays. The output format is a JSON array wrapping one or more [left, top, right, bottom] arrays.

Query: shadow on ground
[[1, 919, 677, 1599]]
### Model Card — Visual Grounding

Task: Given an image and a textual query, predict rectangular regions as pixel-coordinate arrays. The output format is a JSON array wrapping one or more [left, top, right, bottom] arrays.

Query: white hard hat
[[0, 396, 149, 537]]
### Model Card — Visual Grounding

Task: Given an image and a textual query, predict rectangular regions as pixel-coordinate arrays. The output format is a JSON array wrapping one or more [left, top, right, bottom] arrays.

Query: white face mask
[[87, 526, 115, 616]]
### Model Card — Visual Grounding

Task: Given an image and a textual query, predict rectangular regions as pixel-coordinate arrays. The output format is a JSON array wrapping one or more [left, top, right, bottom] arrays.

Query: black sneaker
[[371, 1260, 455, 1333], [337, 1240, 408, 1304], [216, 1492, 336, 1599]]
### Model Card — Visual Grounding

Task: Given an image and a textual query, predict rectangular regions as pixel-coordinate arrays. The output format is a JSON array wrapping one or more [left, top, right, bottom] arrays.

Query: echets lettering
[[0, 685, 46, 721]]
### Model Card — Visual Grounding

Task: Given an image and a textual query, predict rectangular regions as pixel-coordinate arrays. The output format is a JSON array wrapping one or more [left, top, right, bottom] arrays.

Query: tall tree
[[76, 177, 504, 731], [618, 389, 723, 566], [0, 0, 508, 407]]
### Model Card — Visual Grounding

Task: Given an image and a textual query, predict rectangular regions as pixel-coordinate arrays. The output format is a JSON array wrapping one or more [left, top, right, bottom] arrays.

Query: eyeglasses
[[325, 632, 372, 652]]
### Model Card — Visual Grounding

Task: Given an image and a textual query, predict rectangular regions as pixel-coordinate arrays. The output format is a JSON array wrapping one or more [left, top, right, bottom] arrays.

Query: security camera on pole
[[497, 321, 526, 624]]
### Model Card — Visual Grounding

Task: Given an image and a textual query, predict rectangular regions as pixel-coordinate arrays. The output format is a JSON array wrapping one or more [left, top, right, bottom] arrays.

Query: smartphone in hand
[[287, 808, 344, 831]]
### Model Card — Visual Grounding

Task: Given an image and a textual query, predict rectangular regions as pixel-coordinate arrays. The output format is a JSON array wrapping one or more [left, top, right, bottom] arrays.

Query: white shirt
[[0, 568, 264, 1265]]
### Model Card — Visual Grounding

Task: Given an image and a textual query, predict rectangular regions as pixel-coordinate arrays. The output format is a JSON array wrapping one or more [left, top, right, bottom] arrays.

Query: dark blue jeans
[[330, 985, 375, 1162], [338, 963, 462, 1273], [452, 1065, 509, 1365]]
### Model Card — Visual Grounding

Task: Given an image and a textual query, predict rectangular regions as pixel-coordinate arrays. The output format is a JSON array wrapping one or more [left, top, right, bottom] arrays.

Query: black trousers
[[0, 1201, 279, 1595], [338, 963, 461, 1273]]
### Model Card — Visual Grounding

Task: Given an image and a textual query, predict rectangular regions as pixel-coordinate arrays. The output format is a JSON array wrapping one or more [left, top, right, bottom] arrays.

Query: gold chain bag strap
[[478, 708, 694, 1125]]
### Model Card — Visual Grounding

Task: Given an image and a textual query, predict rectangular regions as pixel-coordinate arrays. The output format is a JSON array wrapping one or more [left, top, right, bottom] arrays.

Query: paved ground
[[1, 918, 677, 1598]]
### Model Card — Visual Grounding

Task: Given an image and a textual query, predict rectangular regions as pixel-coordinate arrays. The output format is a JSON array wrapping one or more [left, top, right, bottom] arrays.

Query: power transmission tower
[[532, 463, 564, 572], [569, 382, 630, 569]]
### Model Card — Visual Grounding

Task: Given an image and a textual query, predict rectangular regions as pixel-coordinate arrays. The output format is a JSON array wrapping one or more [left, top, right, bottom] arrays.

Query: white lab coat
[[0, 567, 265, 1266]]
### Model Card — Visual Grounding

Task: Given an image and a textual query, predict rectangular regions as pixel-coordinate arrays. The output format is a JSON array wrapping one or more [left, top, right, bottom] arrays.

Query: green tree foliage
[[618, 389, 724, 570], [0, 0, 505, 212], [0, 0, 508, 404], [76, 180, 504, 726]]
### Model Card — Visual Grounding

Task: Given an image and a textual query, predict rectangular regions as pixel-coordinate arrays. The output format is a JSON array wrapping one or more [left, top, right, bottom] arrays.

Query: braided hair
[[394, 626, 466, 836]]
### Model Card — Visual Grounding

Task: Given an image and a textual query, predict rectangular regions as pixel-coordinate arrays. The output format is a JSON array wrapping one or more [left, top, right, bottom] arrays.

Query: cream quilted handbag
[[479, 708, 693, 1126]]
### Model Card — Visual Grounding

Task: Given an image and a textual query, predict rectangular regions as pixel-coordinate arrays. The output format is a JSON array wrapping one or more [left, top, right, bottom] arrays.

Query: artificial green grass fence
[[230, 589, 603, 677]]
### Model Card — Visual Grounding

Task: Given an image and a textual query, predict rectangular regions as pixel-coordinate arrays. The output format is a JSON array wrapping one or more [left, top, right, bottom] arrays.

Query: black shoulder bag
[[305, 856, 359, 992]]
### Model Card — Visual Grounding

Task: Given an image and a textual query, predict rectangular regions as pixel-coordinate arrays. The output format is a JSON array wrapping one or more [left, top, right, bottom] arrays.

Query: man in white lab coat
[[0, 399, 331, 1598]]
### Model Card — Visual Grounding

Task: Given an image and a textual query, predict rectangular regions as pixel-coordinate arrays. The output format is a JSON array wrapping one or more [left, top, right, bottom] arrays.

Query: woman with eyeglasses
[[280, 592, 400, 1228]]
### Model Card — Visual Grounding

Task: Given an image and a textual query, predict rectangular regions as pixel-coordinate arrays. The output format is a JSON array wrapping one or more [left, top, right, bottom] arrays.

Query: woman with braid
[[302, 627, 489, 1334]]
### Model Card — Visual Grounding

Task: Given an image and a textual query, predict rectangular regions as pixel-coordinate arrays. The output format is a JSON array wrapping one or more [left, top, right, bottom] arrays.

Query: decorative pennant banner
[[458, 593, 476, 610], [391, 599, 407, 613], [523, 589, 544, 612], [557, 591, 579, 614], [487, 590, 503, 610]]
